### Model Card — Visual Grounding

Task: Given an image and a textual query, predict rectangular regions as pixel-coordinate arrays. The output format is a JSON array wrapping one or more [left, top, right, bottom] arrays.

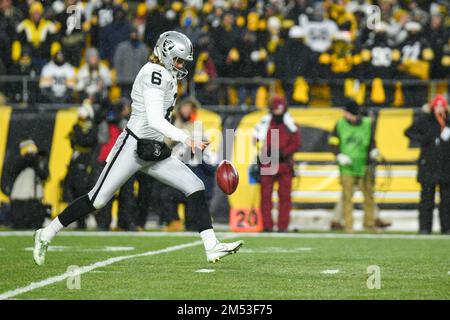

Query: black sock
[[58, 194, 96, 227], [186, 190, 213, 232]]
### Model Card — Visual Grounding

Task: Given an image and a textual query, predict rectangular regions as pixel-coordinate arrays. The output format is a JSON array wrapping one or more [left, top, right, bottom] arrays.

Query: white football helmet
[[153, 31, 193, 80]]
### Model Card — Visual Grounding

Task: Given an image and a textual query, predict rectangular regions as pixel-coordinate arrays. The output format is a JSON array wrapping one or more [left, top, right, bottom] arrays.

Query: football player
[[33, 31, 243, 265]]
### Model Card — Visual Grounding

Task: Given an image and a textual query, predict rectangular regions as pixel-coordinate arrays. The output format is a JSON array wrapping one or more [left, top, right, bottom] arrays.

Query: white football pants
[[88, 129, 205, 209]]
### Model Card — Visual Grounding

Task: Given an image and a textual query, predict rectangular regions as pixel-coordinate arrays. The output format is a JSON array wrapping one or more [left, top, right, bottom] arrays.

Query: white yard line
[[195, 269, 215, 273], [0, 240, 207, 300], [321, 269, 340, 274], [0, 231, 448, 240]]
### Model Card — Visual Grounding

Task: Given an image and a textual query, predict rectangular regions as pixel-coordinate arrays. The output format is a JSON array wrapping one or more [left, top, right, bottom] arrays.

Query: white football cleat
[[33, 229, 50, 266], [206, 240, 244, 263]]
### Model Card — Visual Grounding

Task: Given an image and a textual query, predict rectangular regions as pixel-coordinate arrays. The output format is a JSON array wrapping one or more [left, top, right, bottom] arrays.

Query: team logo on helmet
[[163, 39, 175, 52]]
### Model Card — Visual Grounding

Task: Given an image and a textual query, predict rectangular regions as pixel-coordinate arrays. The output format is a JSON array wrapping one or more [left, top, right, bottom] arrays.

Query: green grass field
[[0, 231, 449, 300]]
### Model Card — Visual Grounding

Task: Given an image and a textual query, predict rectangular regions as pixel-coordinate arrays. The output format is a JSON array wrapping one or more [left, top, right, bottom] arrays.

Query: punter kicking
[[33, 31, 243, 265]]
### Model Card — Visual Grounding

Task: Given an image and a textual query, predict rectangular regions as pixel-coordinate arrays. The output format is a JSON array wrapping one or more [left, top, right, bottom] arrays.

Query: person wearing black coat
[[405, 95, 450, 234], [1, 139, 49, 229], [62, 105, 97, 229]]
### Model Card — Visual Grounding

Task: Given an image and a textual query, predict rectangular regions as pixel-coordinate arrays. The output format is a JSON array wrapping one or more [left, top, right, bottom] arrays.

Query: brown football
[[216, 160, 239, 195]]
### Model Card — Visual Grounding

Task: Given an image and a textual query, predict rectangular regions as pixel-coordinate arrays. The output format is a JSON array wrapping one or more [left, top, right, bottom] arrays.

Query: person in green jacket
[[328, 100, 380, 233]]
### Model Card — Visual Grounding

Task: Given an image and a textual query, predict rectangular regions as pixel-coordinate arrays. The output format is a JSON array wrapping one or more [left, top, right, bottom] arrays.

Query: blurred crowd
[[0, 0, 449, 108]]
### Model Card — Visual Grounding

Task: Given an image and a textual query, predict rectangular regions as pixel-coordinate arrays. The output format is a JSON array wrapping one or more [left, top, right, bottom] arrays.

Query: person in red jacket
[[255, 96, 301, 232]]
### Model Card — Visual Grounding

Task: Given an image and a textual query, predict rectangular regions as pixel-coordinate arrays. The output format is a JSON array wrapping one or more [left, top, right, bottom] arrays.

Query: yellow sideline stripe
[[44, 108, 78, 217], [293, 152, 335, 161], [0, 106, 12, 203]]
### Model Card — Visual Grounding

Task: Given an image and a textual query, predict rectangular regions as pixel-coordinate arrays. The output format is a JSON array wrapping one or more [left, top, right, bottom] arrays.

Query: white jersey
[[127, 62, 189, 143], [303, 20, 338, 53], [39, 61, 76, 97]]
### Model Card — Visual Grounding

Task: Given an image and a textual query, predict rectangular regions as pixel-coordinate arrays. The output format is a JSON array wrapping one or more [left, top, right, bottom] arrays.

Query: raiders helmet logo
[[163, 39, 175, 52]]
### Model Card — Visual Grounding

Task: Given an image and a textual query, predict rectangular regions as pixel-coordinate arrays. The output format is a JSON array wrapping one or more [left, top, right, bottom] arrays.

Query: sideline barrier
[[0, 106, 422, 223]]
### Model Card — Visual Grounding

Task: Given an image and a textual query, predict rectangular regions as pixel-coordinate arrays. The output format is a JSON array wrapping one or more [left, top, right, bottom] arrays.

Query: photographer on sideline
[[1, 139, 49, 229]]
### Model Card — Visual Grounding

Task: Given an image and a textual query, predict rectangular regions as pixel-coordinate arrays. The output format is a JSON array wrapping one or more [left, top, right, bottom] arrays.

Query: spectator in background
[[254, 96, 301, 232], [176, 8, 202, 49], [1, 139, 49, 229], [441, 37, 450, 80], [211, 12, 240, 78], [114, 27, 149, 99], [285, 0, 314, 25], [0, 8, 10, 93], [302, 3, 338, 58], [328, 100, 379, 233], [144, 1, 173, 48], [12, 1, 60, 74], [98, 4, 132, 64], [90, 0, 115, 49], [236, 30, 267, 106], [53, 0, 87, 67], [427, 13, 449, 79], [360, 22, 400, 106], [193, 32, 219, 105], [39, 50, 76, 103], [397, 21, 434, 108], [279, 26, 313, 105], [0, 0, 21, 75], [329, 0, 358, 38], [133, 1, 147, 40], [319, 31, 361, 106], [405, 95, 450, 235], [76, 48, 112, 103], [0, 0, 23, 32], [62, 103, 97, 229]]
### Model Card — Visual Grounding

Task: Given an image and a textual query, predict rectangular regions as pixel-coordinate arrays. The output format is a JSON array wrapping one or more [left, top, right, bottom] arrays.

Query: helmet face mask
[[154, 31, 193, 80], [172, 57, 188, 80]]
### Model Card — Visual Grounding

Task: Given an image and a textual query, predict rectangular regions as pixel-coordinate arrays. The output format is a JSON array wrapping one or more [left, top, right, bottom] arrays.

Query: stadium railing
[[0, 75, 448, 108]]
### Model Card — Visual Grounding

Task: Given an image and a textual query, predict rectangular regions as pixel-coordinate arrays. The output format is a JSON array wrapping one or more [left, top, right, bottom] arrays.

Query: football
[[216, 160, 239, 195]]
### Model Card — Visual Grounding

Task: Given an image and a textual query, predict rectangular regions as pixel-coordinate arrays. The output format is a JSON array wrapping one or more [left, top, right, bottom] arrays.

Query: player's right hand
[[185, 137, 210, 154]]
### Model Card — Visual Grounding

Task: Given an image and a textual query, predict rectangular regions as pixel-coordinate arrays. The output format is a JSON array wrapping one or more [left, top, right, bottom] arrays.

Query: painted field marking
[[0, 240, 205, 300], [321, 269, 340, 274], [195, 269, 215, 273], [23, 246, 135, 252], [0, 233, 240, 300]]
